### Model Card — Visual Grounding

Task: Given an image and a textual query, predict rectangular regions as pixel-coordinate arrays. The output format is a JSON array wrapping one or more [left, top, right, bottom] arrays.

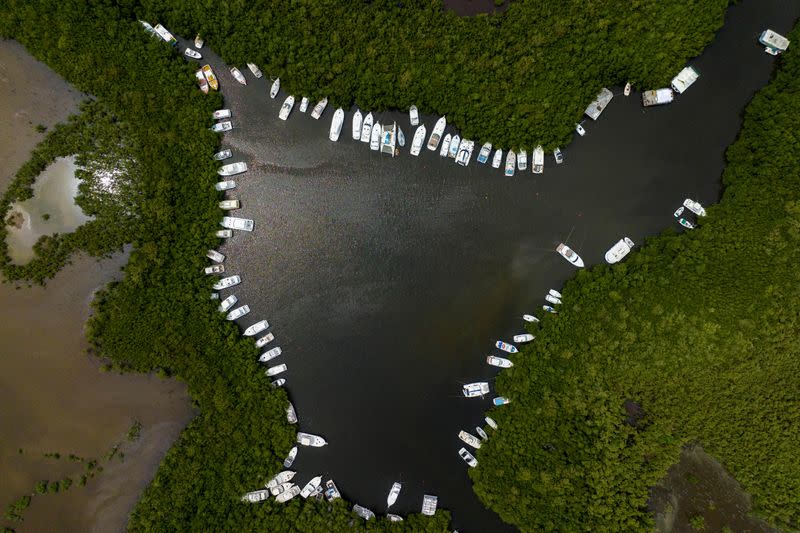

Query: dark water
[[193, 1, 798, 529]]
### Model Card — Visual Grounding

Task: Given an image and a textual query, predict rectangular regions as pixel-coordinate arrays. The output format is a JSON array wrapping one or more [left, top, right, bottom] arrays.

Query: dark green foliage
[[33, 481, 47, 495]]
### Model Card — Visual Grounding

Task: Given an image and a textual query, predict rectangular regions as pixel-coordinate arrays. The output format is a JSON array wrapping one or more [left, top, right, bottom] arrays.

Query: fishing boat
[[556, 242, 584, 267], [269, 78, 280, 98], [674, 206, 685, 218], [368, 122, 380, 151], [213, 148, 232, 160], [477, 143, 492, 164], [458, 447, 478, 467], [487, 355, 513, 368], [204, 264, 224, 275], [215, 229, 233, 238], [683, 198, 707, 216], [218, 295, 237, 313], [219, 199, 240, 210], [299, 97, 309, 112], [195, 70, 209, 93], [421, 495, 438, 516], [300, 476, 322, 499], [324, 480, 341, 501], [679, 218, 695, 229], [271, 378, 285, 387], [387, 482, 402, 508], [495, 340, 518, 354], [211, 121, 232, 133], [279, 96, 295, 121], [329, 108, 344, 141], [266, 363, 287, 377], [213, 275, 240, 290], [493, 396, 510, 406], [310, 97, 328, 119], [259, 346, 282, 362], [458, 430, 482, 449], [194, 35, 203, 49], [387, 514, 404, 522], [462, 382, 490, 398], [427, 116, 446, 151], [448, 135, 460, 158], [575, 123, 586, 136], [554, 147, 564, 164], [207, 249, 225, 263], [485, 416, 498, 430], [476, 426, 489, 441], [492, 149, 503, 168], [549, 289, 562, 298], [380, 122, 397, 156], [455, 139, 475, 166], [220, 216, 253, 231], [352, 109, 363, 140], [439, 134, 451, 157], [505, 151, 516, 176], [270, 481, 292, 496], [624, 82, 631, 96], [247, 63, 263, 78], [244, 320, 269, 336], [545, 294, 562, 305], [202, 65, 219, 90], [409, 105, 419, 126], [410, 124, 426, 156], [360, 112, 373, 142], [212, 109, 231, 120], [605, 237, 635, 264], [283, 446, 298, 468], [353, 504, 375, 520], [231, 67, 247, 84], [296, 432, 327, 447], [517, 150, 528, 171], [184, 48, 201, 60], [218, 162, 247, 176], [275, 485, 300, 503], [513, 333, 534, 343], [255, 332, 275, 348], [242, 489, 269, 503], [532, 145, 544, 174], [522, 314, 539, 323], [543, 305, 557, 313], [226, 305, 250, 321], [397, 126, 405, 147]]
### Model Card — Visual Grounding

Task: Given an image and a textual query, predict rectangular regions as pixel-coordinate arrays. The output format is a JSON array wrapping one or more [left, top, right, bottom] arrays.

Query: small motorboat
[[387, 514, 404, 522], [487, 355, 513, 368], [266, 363, 287, 376], [269, 78, 280, 98], [212, 109, 231, 120], [226, 305, 250, 321], [427, 116, 446, 151], [213, 148, 232, 160], [556, 243, 585, 267], [517, 149, 528, 171], [505, 150, 516, 177], [285, 402, 298, 424], [195, 70, 209, 94], [397, 126, 406, 147], [324, 480, 341, 501], [279, 95, 295, 121], [184, 48, 201, 60], [204, 264, 224, 275], [310, 97, 328, 119], [387, 482, 402, 508], [458, 430, 482, 449], [270, 481, 292, 496], [215, 180, 235, 191], [202, 64, 219, 91], [575, 123, 586, 136], [211, 121, 232, 133], [218, 199, 240, 210], [259, 347, 282, 362], [300, 476, 322, 499], [477, 142, 492, 164], [296, 432, 327, 447], [624, 82, 631, 96], [485, 416, 498, 430], [679, 218, 695, 229], [300, 97, 309, 112], [683, 198, 707, 216], [458, 447, 478, 467], [605, 237, 635, 264], [267, 470, 295, 489], [370, 123, 381, 151], [275, 485, 300, 503], [543, 305, 557, 313], [244, 320, 269, 336], [360, 112, 373, 142], [271, 378, 286, 388], [448, 135, 460, 158], [475, 426, 489, 441], [492, 149, 503, 168], [213, 275, 240, 290], [493, 396, 510, 406], [439, 133, 451, 157], [522, 314, 539, 323], [545, 294, 562, 305], [674, 206, 685, 218], [409, 105, 419, 126], [495, 340, 518, 354], [283, 446, 298, 468], [549, 289, 562, 298], [218, 295, 237, 313], [352, 109, 362, 140], [410, 124, 426, 156], [554, 147, 564, 164], [255, 332, 275, 348], [193, 34, 204, 48], [463, 382, 489, 398], [353, 504, 375, 520], [532, 145, 544, 174], [230, 67, 247, 85], [329, 108, 344, 142], [513, 333, 534, 343], [247, 63, 263, 78]]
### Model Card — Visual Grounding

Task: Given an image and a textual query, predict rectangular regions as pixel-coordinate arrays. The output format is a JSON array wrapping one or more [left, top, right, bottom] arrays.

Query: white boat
[[585, 88, 613, 120], [360, 112, 373, 143], [421, 495, 438, 516], [216, 229, 233, 238], [207, 249, 225, 263], [493, 396, 510, 406], [605, 237, 635, 264], [556, 242, 584, 267], [353, 504, 375, 520], [226, 305, 250, 321], [329, 108, 344, 141], [296, 432, 327, 447], [455, 139, 474, 166], [683, 198, 707, 216], [543, 305, 557, 313], [220, 216, 254, 231], [397, 127, 405, 147], [492, 149, 503, 168], [286, 402, 297, 424], [624, 82, 631, 96], [458, 447, 478, 468], [759, 29, 790, 55], [213, 148, 232, 160], [204, 264, 224, 275], [370, 123, 381, 151], [517, 150, 528, 171], [218, 294, 237, 313], [194, 35, 204, 49], [211, 121, 232, 133], [410, 124, 426, 156], [477, 143, 492, 164], [387, 482, 402, 508], [522, 314, 539, 323], [549, 289, 562, 298], [554, 147, 564, 164], [532, 145, 544, 174], [409, 105, 419, 126], [476, 427, 489, 441], [310, 97, 328, 119], [505, 150, 516, 176], [387, 514, 403, 522], [275, 485, 300, 503], [270, 481, 292, 496], [269, 78, 280, 98], [230, 67, 246, 85], [642, 88, 674, 107], [448, 134, 460, 158], [213, 275, 240, 290], [184, 48, 201, 60], [674, 206, 685, 218], [212, 109, 231, 121], [218, 162, 247, 176], [427, 116, 446, 151], [255, 332, 275, 348], [487, 355, 513, 368], [299, 97, 309, 112], [575, 123, 586, 136], [219, 199, 240, 210], [459, 430, 481, 449], [283, 446, 298, 468], [679, 218, 695, 229], [462, 382, 489, 398], [545, 294, 562, 305], [215, 180, 235, 191], [266, 470, 296, 489], [671, 66, 699, 94], [300, 476, 322, 498], [324, 480, 341, 501], [513, 333, 534, 343], [259, 346, 282, 362], [495, 340, 518, 354], [485, 416, 498, 430], [266, 363, 287, 376], [380, 122, 397, 156], [195, 70, 209, 94], [247, 63, 263, 78], [279, 96, 295, 121], [271, 378, 285, 388], [153, 24, 177, 46], [244, 320, 269, 336], [352, 109, 363, 140], [439, 134, 451, 157], [242, 489, 269, 503]]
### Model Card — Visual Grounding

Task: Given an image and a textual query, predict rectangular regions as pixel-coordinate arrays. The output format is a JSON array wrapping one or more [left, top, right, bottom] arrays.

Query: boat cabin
[[671, 66, 699, 94], [759, 29, 790, 55]]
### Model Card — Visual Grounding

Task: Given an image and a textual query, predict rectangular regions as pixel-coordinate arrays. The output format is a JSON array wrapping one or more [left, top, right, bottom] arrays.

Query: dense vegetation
[[472, 23, 800, 531]]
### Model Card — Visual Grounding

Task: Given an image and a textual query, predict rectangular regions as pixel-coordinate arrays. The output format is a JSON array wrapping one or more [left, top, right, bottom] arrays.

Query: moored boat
[[299, 97, 309, 112], [286, 402, 297, 424], [153, 24, 177, 46], [296, 432, 327, 447], [202, 65, 219, 90], [495, 340, 518, 354], [255, 332, 275, 348], [458, 430, 481, 449], [476, 426, 489, 441], [487, 355, 513, 368], [387, 482, 402, 508], [513, 333, 534, 343], [505, 150, 516, 176], [545, 294, 562, 305], [477, 142, 492, 164], [266, 363, 287, 376], [543, 305, 557, 313], [219, 199, 240, 210], [485, 416, 498, 429], [329, 108, 345, 141], [226, 305, 250, 321], [517, 149, 528, 171], [532, 145, 544, 174], [439, 133, 451, 157], [409, 105, 419, 126], [211, 121, 232, 133], [275, 485, 300, 503], [266, 470, 295, 489], [300, 476, 322, 498], [271, 378, 285, 387], [387, 513, 404, 522], [458, 447, 478, 467], [556, 242, 584, 267], [427, 116, 446, 151], [284, 446, 298, 468], [679, 218, 695, 229], [218, 294, 237, 313], [463, 382, 489, 398], [279, 96, 295, 121], [492, 149, 503, 168], [554, 147, 564, 164], [370, 123, 381, 151], [213, 275, 240, 290], [624, 82, 631, 96], [674, 206, 685, 218], [352, 109, 362, 140], [259, 346, 282, 362], [195, 70, 209, 94], [455, 139, 474, 166], [269, 78, 280, 99], [242, 489, 269, 503], [213, 148, 232, 160], [244, 320, 269, 336], [683, 198, 706, 216], [324, 479, 341, 501], [575, 123, 586, 136], [270, 481, 292, 496], [247, 62, 263, 78], [549, 289, 562, 298], [220, 216, 254, 231], [230, 67, 246, 85], [194, 35, 203, 49], [218, 162, 247, 176], [448, 134, 460, 158], [380, 122, 397, 156], [360, 112, 373, 142], [397, 126, 405, 147], [207, 249, 225, 263], [184, 48, 201, 60], [204, 264, 224, 275], [421, 495, 438, 516], [215, 229, 233, 238], [310, 97, 328, 119], [493, 396, 510, 406], [605, 237, 635, 264], [212, 109, 231, 119], [410, 124, 426, 156], [522, 314, 539, 323], [353, 504, 375, 520]]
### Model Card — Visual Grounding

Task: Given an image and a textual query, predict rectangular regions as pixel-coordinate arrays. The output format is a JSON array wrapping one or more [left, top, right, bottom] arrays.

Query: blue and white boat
[[495, 341, 518, 354], [493, 396, 510, 406]]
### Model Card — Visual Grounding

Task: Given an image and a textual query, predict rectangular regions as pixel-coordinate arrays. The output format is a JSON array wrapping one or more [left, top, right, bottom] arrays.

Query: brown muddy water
[[0, 40, 193, 533]]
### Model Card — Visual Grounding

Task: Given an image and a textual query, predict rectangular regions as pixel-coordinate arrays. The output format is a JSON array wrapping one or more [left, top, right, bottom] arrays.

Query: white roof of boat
[[760, 29, 790, 50], [584, 88, 613, 120], [671, 66, 699, 94]]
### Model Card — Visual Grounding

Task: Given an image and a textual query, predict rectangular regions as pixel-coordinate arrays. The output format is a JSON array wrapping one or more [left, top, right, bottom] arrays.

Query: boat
[[153, 24, 177, 46], [458, 447, 478, 468], [218, 162, 247, 176], [543, 305, 557, 313], [329, 108, 344, 141], [242, 489, 269, 503], [270, 481, 292, 496], [184, 48, 201, 60], [421, 495, 438, 516], [585, 87, 613, 120], [310, 97, 328, 119], [266, 471, 296, 489], [679, 218, 695, 229], [353, 504, 375, 520], [370, 123, 381, 151], [671, 66, 699, 94], [296, 432, 327, 447], [380, 122, 397, 156], [387, 482, 402, 508], [279, 96, 295, 121], [214, 180, 235, 192], [409, 105, 419, 126], [455, 139, 475, 167], [202, 65, 219, 91], [255, 332, 275, 348], [448, 134, 460, 158], [477, 143, 492, 164], [674, 206, 685, 218], [554, 147, 564, 164], [275, 485, 300, 503], [220, 216, 254, 231], [605, 237, 635, 264], [219, 199, 240, 210], [300, 476, 322, 498], [397, 126, 405, 147], [462, 382, 490, 398], [194, 35, 203, 49], [195, 70, 209, 94], [204, 264, 224, 275], [545, 294, 562, 305], [226, 305, 250, 321], [266, 363, 287, 376], [410, 124, 426, 156], [272, 378, 286, 388], [244, 320, 269, 336], [549, 289, 562, 298], [247, 63, 263, 78], [215, 229, 233, 238], [352, 109, 363, 140], [513, 333, 534, 343], [759, 29, 790, 55], [683, 198, 707, 216], [427, 116, 446, 151], [522, 314, 539, 323], [517, 150, 528, 171], [283, 446, 298, 468], [485, 416, 498, 430], [286, 402, 297, 424], [212, 109, 231, 120], [324, 480, 341, 501], [387, 514, 403, 522], [532, 145, 544, 174], [137, 20, 154, 36], [487, 355, 513, 368], [207, 249, 225, 263], [624, 82, 631, 96], [259, 346, 282, 362], [493, 396, 510, 406], [213, 148, 232, 160], [218, 295, 237, 313], [492, 149, 503, 168], [439, 134, 451, 157], [556, 242, 584, 267], [269, 78, 280, 99], [360, 112, 373, 142], [211, 121, 232, 133], [505, 150, 516, 176], [642, 88, 674, 107], [213, 275, 240, 290], [476, 427, 489, 441], [230, 67, 246, 85], [495, 340, 518, 354]]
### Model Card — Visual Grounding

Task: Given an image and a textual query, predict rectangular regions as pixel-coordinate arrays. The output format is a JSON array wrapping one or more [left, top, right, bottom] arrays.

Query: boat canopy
[[759, 29, 790, 53], [671, 66, 699, 94], [584, 88, 613, 120]]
